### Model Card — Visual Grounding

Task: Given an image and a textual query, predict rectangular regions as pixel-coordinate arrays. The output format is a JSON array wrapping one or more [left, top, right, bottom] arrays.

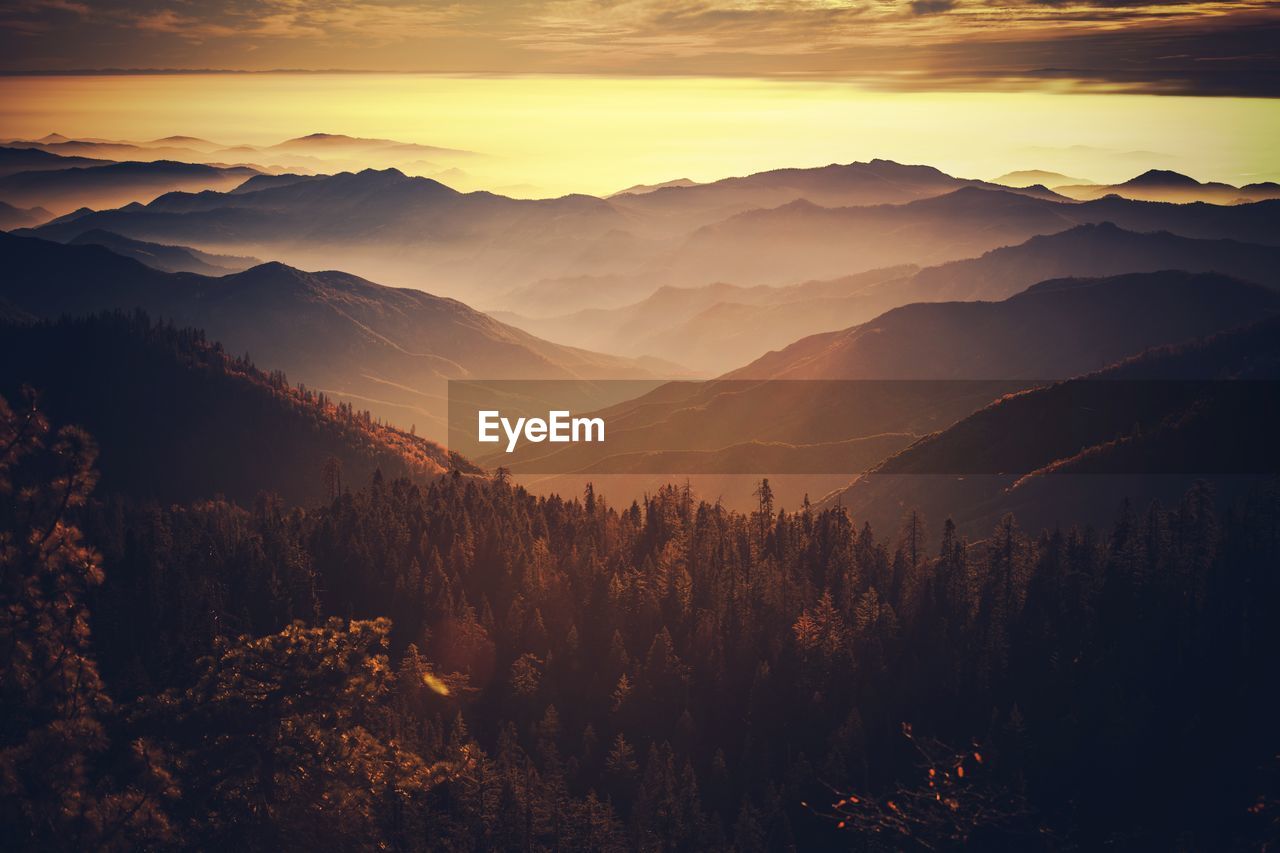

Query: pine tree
[[0, 394, 175, 850]]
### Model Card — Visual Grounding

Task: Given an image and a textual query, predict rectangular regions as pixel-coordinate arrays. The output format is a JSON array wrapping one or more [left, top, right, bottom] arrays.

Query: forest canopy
[[3, 389, 1278, 850]]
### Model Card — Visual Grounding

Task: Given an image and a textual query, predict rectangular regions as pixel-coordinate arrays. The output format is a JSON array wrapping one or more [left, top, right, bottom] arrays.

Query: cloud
[[0, 0, 1276, 96], [134, 10, 237, 37], [16, 0, 90, 13], [121, 1, 467, 42]]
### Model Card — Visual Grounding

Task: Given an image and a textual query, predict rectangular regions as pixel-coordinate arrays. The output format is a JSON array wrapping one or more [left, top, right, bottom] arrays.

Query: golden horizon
[[3, 72, 1277, 198]]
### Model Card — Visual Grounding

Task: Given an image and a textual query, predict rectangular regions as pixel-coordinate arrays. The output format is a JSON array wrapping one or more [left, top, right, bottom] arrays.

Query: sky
[[1, 0, 1277, 96], [2, 73, 1276, 196], [0, 1, 1276, 195]]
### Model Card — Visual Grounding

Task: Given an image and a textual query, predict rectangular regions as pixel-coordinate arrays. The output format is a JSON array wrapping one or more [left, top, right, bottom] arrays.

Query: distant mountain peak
[[914, 185, 1032, 207], [150, 135, 214, 144], [1122, 169, 1201, 188], [993, 169, 1092, 188], [233, 260, 306, 282], [610, 178, 700, 197], [357, 166, 406, 178]]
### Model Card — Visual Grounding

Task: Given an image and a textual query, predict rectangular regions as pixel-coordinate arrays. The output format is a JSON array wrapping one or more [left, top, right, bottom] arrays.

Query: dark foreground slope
[[0, 313, 475, 505]]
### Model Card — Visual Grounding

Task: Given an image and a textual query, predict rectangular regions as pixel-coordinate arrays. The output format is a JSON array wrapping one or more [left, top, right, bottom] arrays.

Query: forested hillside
[[0, 313, 473, 505], [4, 385, 1277, 849]]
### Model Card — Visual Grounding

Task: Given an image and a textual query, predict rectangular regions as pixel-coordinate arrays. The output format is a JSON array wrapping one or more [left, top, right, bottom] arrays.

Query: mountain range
[[497, 223, 1280, 373], [1054, 169, 1280, 205], [0, 159, 262, 214], [605, 159, 1068, 232], [0, 145, 114, 177], [731, 270, 1278, 380], [0, 199, 52, 230], [660, 187, 1280, 289], [22, 161, 1280, 311], [0, 233, 674, 438], [22, 167, 636, 298], [3, 132, 478, 180], [485, 270, 1280, 479], [823, 316, 1280, 534], [67, 229, 262, 275]]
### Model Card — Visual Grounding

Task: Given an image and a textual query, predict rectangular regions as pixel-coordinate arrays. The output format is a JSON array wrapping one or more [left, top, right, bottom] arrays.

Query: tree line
[[3, 392, 1278, 850]]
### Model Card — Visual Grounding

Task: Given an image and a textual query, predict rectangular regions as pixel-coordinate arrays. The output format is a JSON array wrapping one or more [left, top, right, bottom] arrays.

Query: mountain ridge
[[0, 233, 674, 438]]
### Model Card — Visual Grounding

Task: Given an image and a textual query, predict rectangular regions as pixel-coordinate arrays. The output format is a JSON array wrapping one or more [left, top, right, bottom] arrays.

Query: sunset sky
[[0, 0, 1277, 195], [2, 0, 1277, 95]]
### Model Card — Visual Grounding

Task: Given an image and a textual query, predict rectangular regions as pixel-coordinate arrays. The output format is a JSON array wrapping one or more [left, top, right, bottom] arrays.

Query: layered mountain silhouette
[[66, 229, 261, 275], [608, 160, 1067, 231], [0, 312, 477, 506], [500, 223, 1280, 373], [7, 160, 1090, 306], [29, 161, 1279, 309], [662, 187, 1280, 287], [0, 160, 262, 214], [1055, 169, 1280, 204], [25, 167, 637, 298], [0, 145, 114, 177], [487, 270, 1280, 476], [0, 233, 673, 438], [3, 132, 484, 181], [495, 267, 916, 373], [0, 200, 52, 230], [3, 136, 218, 165], [731, 270, 1279, 380], [898, 221, 1280, 302], [824, 316, 1280, 534]]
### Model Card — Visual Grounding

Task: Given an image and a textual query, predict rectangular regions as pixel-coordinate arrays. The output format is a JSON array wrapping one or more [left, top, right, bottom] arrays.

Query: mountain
[[24, 162, 1280, 308], [496, 266, 918, 374], [228, 173, 318, 194], [483, 270, 1280, 479], [499, 222, 1280, 373], [731, 270, 1280, 380], [499, 188, 1280, 313], [0, 312, 476, 506], [0, 200, 52, 230], [992, 169, 1091, 187], [24, 168, 642, 299], [610, 178, 702, 196], [899, 222, 1280, 302], [644, 224, 1280, 371], [662, 188, 1280, 287], [4, 137, 232, 166], [0, 160, 262, 214], [268, 133, 473, 158], [144, 135, 225, 151], [608, 159, 1068, 232], [66, 229, 261, 275], [0, 233, 672, 438], [0, 145, 114, 177], [1055, 169, 1280, 204], [823, 316, 1280, 534], [22, 159, 1067, 296]]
